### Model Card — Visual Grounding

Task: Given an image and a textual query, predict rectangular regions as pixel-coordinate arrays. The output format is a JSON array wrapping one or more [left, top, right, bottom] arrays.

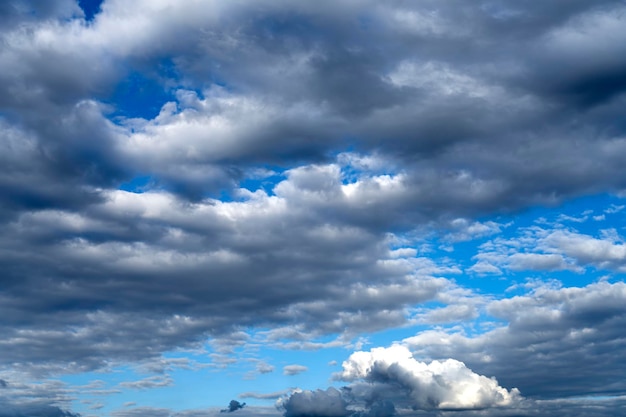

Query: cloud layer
[[1, 0, 626, 416]]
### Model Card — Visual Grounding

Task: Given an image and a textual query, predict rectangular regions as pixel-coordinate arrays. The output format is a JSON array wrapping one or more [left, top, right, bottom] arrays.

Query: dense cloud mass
[[1, 0, 626, 416], [339, 346, 519, 410], [277, 346, 519, 417]]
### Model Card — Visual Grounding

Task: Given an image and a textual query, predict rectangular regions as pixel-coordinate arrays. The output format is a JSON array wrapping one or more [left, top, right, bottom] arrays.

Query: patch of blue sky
[[106, 69, 177, 121], [118, 175, 154, 194], [78, 0, 103, 22]]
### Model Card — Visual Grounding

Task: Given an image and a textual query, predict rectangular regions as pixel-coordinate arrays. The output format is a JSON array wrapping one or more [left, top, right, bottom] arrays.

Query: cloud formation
[[405, 281, 626, 398], [277, 346, 520, 417], [1, 0, 626, 416], [339, 346, 519, 411]]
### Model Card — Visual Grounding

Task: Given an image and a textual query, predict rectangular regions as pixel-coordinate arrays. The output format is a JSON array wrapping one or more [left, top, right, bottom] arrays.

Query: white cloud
[[507, 253, 571, 271], [443, 218, 507, 243], [338, 345, 520, 410], [543, 229, 626, 270], [467, 261, 502, 275], [470, 225, 626, 273]]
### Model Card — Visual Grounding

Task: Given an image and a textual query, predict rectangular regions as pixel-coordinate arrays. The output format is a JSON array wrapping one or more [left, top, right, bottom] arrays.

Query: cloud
[[279, 388, 350, 417], [1, 1, 626, 415], [255, 361, 276, 375], [276, 345, 519, 417], [404, 281, 626, 398], [240, 390, 293, 400], [118, 375, 173, 390], [442, 219, 507, 243], [283, 365, 308, 376], [0, 403, 81, 417], [221, 400, 246, 413], [338, 345, 519, 411], [471, 225, 626, 274], [543, 229, 626, 270]]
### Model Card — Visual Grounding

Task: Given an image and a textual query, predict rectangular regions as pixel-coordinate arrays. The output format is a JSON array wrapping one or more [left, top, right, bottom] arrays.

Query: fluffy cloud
[[276, 345, 519, 417], [338, 345, 519, 411], [470, 225, 626, 274]]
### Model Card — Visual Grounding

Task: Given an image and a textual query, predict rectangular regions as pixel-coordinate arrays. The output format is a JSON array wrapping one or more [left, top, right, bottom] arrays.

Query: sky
[[1, 0, 626, 416]]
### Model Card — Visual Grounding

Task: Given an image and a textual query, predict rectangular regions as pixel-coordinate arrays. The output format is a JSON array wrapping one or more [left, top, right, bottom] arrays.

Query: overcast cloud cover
[[1, 0, 626, 416]]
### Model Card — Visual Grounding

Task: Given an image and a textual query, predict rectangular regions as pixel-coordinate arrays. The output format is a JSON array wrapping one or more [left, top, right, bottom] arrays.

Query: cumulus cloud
[[338, 345, 519, 411]]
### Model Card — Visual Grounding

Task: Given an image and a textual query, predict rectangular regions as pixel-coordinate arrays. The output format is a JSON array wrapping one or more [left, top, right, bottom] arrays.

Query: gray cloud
[[404, 281, 626, 399], [240, 390, 293, 401], [0, 404, 80, 417], [221, 400, 246, 413], [279, 388, 350, 417], [283, 365, 308, 376]]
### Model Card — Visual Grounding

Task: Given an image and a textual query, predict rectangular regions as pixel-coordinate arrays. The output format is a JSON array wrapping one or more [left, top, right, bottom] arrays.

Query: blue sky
[[1, 1, 626, 417]]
